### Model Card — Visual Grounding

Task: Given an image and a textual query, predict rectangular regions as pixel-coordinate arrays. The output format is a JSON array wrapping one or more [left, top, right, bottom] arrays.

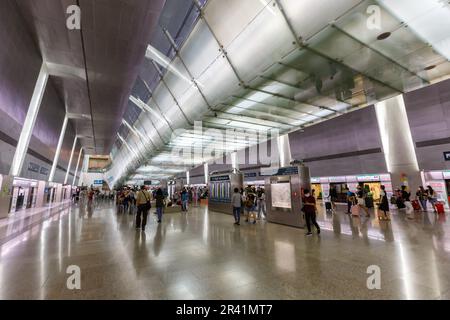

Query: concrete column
[[49, 116, 68, 182], [231, 152, 239, 172], [64, 136, 78, 184], [72, 147, 84, 186], [375, 94, 421, 191], [277, 134, 292, 168], [186, 171, 190, 186], [204, 163, 209, 185], [10, 63, 49, 176]]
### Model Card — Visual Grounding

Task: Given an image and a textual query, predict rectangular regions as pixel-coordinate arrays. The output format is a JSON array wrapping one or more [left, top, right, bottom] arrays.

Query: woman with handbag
[[356, 186, 370, 217]]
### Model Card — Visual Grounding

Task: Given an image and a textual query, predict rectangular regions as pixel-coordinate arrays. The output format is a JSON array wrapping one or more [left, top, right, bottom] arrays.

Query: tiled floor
[[0, 200, 449, 300]]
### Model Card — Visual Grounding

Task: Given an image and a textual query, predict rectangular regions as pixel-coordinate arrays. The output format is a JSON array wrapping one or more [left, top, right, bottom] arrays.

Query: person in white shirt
[[231, 188, 242, 225], [257, 188, 266, 220]]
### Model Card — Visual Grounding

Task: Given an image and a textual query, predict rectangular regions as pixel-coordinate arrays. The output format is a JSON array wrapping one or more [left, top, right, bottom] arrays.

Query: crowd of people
[[231, 186, 266, 226], [339, 184, 440, 222]]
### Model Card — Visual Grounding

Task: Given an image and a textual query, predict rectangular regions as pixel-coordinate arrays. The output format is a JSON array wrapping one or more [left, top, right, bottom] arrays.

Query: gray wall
[[289, 106, 387, 176], [404, 78, 450, 171]]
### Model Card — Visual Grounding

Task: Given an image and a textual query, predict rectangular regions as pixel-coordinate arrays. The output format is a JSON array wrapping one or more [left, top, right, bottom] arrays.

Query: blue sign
[[274, 166, 298, 176], [28, 162, 40, 173], [94, 180, 104, 185]]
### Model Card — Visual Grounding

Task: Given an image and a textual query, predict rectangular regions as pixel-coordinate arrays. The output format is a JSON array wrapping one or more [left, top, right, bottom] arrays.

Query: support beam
[[277, 134, 292, 168], [204, 163, 209, 185], [64, 136, 78, 185], [49, 116, 69, 182], [9, 63, 49, 176], [375, 95, 421, 191], [72, 147, 83, 186]]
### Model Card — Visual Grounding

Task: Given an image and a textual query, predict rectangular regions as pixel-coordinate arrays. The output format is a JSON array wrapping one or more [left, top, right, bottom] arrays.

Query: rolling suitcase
[[325, 202, 332, 211], [435, 202, 445, 214], [351, 205, 360, 217], [412, 200, 421, 211]]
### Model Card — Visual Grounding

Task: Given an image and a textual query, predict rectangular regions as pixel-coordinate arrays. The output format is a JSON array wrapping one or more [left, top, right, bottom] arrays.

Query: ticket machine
[[209, 172, 244, 214]]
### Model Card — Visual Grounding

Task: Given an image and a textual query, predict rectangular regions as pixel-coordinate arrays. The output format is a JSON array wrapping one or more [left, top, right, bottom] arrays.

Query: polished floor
[[1, 200, 450, 300]]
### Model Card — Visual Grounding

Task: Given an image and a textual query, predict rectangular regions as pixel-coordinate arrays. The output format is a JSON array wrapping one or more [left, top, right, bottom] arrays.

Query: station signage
[[93, 180, 104, 185], [210, 175, 230, 182], [444, 152, 450, 161], [28, 162, 40, 173], [274, 166, 298, 176], [40, 167, 49, 175], [244, 172, 257, 178], [357, 175, 380, 182], [328, 176, 346, 183]]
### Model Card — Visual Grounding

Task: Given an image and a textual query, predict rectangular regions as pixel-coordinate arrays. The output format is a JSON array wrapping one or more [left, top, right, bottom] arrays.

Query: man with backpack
[[136, 185, 152, 231]]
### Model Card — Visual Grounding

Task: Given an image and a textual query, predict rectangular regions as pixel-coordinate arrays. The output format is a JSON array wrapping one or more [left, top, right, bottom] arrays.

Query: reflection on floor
[[0, 201, 450, 300]]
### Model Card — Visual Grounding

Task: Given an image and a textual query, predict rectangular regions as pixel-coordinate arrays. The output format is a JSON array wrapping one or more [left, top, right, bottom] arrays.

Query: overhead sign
[[28, 162, 40, 173], [93, 180, 104, 185], [244, 172, 257, 178], [40, 167, 49, 175], [444, 152, 450, 161], [274, 166, 298, 176], [210, 175, 230, 182], [144, 180, 152, 185]]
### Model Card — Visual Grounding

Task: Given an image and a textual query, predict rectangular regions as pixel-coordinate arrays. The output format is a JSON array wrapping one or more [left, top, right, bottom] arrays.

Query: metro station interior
[[1, 0, 450, 300]]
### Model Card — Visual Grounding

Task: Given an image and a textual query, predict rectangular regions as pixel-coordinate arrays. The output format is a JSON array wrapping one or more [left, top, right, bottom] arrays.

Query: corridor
[[1, 202, 449, 300]]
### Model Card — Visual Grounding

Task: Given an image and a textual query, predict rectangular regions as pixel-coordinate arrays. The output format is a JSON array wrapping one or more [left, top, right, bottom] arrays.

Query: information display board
[[271, 182, 292, 209]]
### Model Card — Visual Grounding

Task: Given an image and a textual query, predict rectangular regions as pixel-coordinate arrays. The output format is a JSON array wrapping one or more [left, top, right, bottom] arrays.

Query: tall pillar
[[49, 116, 68, 182], [10, 63, 49, 176], [204, 163, 209, 185], [64, 136, 78, 184], [375, 94, 421, 191], [72, 147, 84, 186], [277, 134, 292, 167], [186, 171, 190, 186], [231, 151, 239, 172]]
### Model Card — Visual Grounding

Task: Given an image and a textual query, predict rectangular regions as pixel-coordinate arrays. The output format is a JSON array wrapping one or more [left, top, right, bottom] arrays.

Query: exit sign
[[444, 152, 450, 161]]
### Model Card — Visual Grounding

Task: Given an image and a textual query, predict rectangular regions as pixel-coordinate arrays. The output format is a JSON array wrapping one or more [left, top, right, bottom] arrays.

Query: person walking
[[256, 188, 266, 220], [181, 188, 189, 212], [356, 186, 370, 217], [244, 190, 257, 224], [136, 186, 151, 231], [378, 185, 390, 221], [231, 188, 242, 225], [427, 185, 438, 213], [155, 188, 165, 223], [401, 185, 414, 219], [330, 185, 338, 210], [302, 189, 320, 236], [346, 188, 356, 214], [416, 186, 428, 211]]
